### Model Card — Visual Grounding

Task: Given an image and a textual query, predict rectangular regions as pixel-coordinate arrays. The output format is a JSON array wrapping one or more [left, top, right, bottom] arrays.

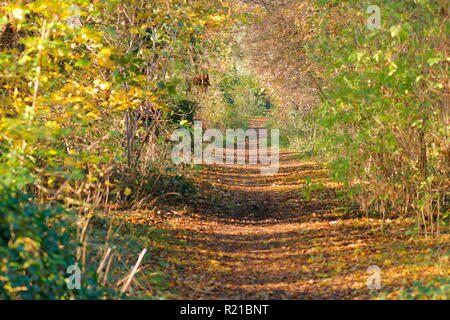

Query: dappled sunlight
[[1, 0, 446, 302], [147, 120, 449, 299]]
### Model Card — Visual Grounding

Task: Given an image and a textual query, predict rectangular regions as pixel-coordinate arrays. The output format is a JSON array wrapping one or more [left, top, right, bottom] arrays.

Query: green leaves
[[0, 191, 110, 299], [305, 0, 448, 234], [427, 57, 441, 66], [301, 177, 324, 201], [0, 191, 73, 299], [329, 158, 350, 183], [389, 24, 402, 38], [75, 58, 90, 68]]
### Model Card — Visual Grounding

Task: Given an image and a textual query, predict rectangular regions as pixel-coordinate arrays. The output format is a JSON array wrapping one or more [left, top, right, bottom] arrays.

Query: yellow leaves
[[12, 237, 40, 255], [94, 79, 111, 91], [109, 87, 156, 111], [97, 48, 114, 68], [316, 273, 329, 278], [129, 27, 140, 35], [109, 90, 134, 111], [334, 263, 345, 274], [78, 27, 102, 43], [388, 62, 398, 76], [45, 121, 59, 130], [85, 111, 99, 120], [105, 180, 115, 187], [302, 265, 312, 272], [208, 259, 230, 272], [47, 177, 55, 187], [390, 24, 402, 38], [124, 187, 132, 196], [383, 259, 392, 266], [11, 7, 26, 21], [211, 14, 226, 23], [98, 48, 112, 59], [204, 14, 232, 30], [307, 255, 325, 264], [64, 63, 74, 73], [88, 175, 98, 183]]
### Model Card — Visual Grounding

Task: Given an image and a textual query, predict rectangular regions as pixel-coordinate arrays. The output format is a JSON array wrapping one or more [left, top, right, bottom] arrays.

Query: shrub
[[0, 191, 106, 299], [169, 99, 198, 124]]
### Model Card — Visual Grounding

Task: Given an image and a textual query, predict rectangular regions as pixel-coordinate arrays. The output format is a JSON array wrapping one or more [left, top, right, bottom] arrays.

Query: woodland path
[[156, 118, 432, 300]]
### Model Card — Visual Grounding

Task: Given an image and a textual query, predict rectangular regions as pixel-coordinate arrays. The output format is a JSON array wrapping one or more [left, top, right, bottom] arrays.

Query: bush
[[0, 191, 106, 299], [168, 99, 198, 124], [400, 276, 449, 300]]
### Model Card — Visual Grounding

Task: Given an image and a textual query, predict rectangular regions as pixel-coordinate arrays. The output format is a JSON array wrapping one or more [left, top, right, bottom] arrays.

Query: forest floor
[[124, 118, 448, 300]]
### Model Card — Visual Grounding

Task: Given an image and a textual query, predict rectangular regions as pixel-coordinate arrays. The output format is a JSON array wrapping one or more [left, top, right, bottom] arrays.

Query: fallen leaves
[[116, 133, 448, 299]]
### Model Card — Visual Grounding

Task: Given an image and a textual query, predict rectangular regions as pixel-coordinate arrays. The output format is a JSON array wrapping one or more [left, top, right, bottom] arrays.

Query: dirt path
[[156, 118, 446, 300]]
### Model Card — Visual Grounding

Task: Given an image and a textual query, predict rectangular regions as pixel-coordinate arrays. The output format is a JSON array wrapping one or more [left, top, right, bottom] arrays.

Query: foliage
[[0, 0, 235, 299], [309, 0, 448, 235], [0, 190, 106, 299], [301, 177, 324, 201], [238, 0, 449, 235], [198, 67, 270, 129], [168, 99, 198, 125], [399, 276, 449, 300], [0, 0, 234, 201], [0, 0, 447, 300]]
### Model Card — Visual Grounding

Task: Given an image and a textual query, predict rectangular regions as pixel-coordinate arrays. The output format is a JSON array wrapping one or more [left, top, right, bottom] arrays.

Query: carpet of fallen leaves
[[122, 119, 448, 300]]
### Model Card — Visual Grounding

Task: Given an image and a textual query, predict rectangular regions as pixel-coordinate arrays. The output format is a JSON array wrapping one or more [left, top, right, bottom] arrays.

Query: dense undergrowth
[[241, 0, 449, 236], [0, 0, 268, 299], [0, 0, 448, 299]]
